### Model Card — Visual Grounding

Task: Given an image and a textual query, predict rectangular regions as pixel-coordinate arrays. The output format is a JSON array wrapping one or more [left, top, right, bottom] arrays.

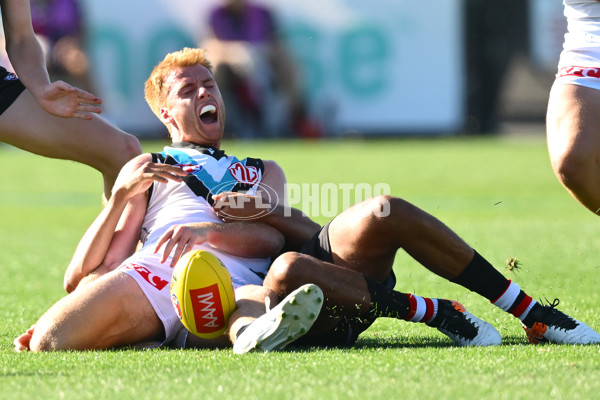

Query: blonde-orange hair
[[144, 47, 213, 119]]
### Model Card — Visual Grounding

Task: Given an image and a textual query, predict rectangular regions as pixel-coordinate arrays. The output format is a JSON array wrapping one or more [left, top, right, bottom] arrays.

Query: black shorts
[[296, 221, 397, 347], [0, 66, 26, 116]]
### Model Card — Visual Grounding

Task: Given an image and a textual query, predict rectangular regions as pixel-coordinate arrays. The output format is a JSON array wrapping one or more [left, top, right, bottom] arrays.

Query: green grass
[[1, 135, 600, 400]]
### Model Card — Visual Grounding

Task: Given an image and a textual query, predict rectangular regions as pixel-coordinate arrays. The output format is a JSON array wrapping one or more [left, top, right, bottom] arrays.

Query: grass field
[[1, 135, 599, 399]]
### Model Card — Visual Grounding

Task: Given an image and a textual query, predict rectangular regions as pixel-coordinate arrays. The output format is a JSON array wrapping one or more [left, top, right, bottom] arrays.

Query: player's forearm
[[2, 0, 51, 95], [5, 34, 52, 99], [64, 191, 132, 292], [261, 205, 320, 251], [207, 222, 285, 258]]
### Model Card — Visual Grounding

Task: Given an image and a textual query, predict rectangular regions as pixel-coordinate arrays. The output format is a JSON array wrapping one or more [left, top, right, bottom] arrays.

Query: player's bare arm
[[63, 156, 187, 292], [155, 221, 285, 267], [1, 0, 102, 119], [2, 0, 50, 91]]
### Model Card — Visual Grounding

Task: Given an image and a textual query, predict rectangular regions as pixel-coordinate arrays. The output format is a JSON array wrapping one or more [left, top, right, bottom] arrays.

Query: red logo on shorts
[[123, 263, 169, 291], [189, 284, 225, 333], [228, 162, 260, 185], [557, 66, 600, 79]]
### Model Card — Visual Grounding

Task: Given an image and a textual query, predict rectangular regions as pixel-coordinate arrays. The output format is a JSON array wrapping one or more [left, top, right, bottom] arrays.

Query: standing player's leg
[[546, 83, 600, 216], [0, 89, 141, 200], [27, 271, 162, 351]]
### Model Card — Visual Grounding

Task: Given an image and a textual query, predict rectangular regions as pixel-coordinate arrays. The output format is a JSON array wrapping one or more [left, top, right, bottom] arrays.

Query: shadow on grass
[[284, 333, 532, 352], [354, 333, 534, 349], [0, 371, 59, 377]]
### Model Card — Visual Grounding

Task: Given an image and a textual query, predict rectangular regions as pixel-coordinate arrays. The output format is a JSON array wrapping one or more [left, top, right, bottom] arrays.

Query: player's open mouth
[[199, 104, 218, 124]]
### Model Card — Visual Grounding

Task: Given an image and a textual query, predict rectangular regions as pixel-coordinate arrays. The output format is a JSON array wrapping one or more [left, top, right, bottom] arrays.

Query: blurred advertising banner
[[81, 0, 464, 137]]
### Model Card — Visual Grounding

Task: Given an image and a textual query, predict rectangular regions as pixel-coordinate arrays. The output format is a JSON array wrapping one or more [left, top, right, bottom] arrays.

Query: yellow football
[[170, 250, 236, 339]]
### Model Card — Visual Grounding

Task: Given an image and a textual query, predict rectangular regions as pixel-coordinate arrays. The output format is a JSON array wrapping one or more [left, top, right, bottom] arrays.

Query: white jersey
[[118, 142, 269, 346], [140, 142, 270, 287]]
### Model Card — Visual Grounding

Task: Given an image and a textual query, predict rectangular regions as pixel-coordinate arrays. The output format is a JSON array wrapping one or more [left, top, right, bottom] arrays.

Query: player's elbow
[[64, 262, 115, 293], [64, 278, 76, 294], [63, 263, 83, 293], [64, 270, 87, 293]]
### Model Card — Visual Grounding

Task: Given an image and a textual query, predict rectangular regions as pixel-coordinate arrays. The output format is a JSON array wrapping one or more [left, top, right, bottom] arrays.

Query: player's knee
[[266, 252, 307, 289], [100, 133, 141, 188], [363, 195, 409, 221], [552, 148, 596, 193], [368, 195, 394, 216], [117, 133, 142, 162], [28, 323, 62, 352]]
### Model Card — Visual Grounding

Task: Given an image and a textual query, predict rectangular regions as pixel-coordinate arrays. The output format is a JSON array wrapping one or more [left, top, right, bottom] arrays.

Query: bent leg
[[327, 195, 474, 281], [185, 285, 280, 349], [547, 83, 600, 215], [29, 271, 162, 351], [264, 252, 371, 335], [227, 285, 278, 342], [0, 90, 141, 199]]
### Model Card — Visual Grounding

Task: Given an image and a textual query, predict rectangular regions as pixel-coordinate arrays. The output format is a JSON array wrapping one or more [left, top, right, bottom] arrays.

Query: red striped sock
[[492, 280, 537, 321], [404, 294, 439, 324]]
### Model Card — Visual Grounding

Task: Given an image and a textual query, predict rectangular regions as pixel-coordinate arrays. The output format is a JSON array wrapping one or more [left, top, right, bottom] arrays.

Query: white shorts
[[118, 246, 269, 347], [554, 65, 600, 90], [556, 2, 600, 90]]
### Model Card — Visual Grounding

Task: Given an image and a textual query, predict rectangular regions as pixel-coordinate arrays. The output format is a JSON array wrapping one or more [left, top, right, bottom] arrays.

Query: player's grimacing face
[[162, 64, 226, 146]]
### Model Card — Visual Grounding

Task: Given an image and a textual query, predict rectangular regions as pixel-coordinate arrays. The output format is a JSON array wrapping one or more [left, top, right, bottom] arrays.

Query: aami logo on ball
[[189, 284, 225, 333]]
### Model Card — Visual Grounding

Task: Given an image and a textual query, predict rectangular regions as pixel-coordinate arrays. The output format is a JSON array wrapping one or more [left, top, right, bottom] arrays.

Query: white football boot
[[428, 299, 502, 346], [523, 299, 600, 345], [233, 284, 323, 354]]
